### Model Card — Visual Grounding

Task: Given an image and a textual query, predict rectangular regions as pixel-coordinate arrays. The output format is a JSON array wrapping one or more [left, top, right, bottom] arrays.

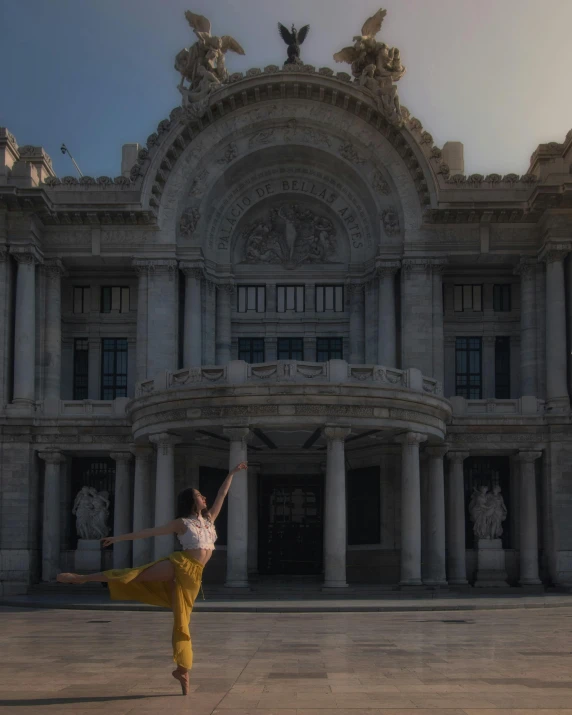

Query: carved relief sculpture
[[278, 23, 310, 66], [241, 204, 337, 269], [174, 11, 245, 112], [180, 207, 201, 237], [333, 8, 406, 126], [381, 207, 400, 236]]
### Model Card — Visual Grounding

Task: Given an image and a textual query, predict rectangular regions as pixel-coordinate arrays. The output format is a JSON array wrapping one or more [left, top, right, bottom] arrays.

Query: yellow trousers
[[104, 551, 204, 670]]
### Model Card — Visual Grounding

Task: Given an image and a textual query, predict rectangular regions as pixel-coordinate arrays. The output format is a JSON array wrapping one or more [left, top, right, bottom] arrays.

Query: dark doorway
[[259, 475, 324, 575]]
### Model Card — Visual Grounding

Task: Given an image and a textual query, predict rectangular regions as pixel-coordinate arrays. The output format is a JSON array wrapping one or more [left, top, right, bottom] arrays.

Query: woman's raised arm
[[208, 462, 248, 522]]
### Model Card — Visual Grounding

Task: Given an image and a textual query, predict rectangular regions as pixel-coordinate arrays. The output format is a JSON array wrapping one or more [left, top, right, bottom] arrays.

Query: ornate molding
[[10, 246, 42, 265]]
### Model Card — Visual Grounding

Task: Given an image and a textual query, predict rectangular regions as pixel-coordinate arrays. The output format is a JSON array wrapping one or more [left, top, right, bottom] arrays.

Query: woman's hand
[[231, 462, 248, 475], [101, 536, 118, 548]]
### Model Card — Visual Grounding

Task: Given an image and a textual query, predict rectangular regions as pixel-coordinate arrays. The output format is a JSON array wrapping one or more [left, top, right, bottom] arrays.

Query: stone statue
[[468, 484, 507, 540], [333, 8, 406, 126], [72, 486, 110, 540], [277, 23, 310, 66], [175, 11, 245, 108]]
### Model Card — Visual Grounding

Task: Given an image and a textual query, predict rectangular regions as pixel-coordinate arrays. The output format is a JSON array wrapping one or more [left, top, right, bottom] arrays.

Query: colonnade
[[38, 436, 543, 589]]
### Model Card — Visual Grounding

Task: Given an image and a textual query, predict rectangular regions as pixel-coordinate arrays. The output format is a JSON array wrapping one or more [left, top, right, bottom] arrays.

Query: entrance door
[[259, 475, 324, 575]]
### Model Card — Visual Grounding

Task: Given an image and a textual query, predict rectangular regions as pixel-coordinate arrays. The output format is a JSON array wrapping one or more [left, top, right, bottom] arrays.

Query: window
[[495, 336, 511, 399], [277, 286, 305, 312], [347, 467, 381, 545], [73, 286, 90, 314], [238, 338, 265, 363], [277, 338, 304, 360], [101, 338, 128, 400], [73, 338, 89, 400], [454, 285, 482, 312], [455, 337, 482, 399], [237, 286, 265, 313], [315, 285, 344, 312], [101, 286, 130, 314], [316, 337, 343, 361], [493, 284, 511, 312]]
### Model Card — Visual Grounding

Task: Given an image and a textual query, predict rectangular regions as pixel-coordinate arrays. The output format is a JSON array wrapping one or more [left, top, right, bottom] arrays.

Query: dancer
[[57, 461, 248, 695]]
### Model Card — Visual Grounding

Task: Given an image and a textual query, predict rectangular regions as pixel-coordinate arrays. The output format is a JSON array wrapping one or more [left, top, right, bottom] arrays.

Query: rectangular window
[[237, 285, 265, 313], [277, 337, 304, 360], [454, 284, 482, 312], [315, 285, 344, 312], [73, 286, 90, 314], [238, 338, 265, 363], [493, 284, 511, 312], [101, 338, 128, 400], [455, 336, 482, 399], [277, 285, 305, 313], [101, 286, 130, 314], [347, 467, 381, 545], [73, 338, 89, 400], [316, 337, 343, 362], [495, 336, 511, 399]]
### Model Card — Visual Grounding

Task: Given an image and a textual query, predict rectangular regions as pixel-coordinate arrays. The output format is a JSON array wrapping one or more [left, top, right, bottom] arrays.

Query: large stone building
[[1, 22, 572, 595]]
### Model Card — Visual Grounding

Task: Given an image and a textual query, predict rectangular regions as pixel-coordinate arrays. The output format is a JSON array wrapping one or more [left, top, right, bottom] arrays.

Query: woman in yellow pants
[[57, 461, 248, 695]]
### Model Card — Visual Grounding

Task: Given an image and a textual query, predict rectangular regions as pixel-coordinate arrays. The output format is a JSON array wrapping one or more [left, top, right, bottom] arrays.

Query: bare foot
[[172, 667, 190, 695], [56, 573, 88, 585]]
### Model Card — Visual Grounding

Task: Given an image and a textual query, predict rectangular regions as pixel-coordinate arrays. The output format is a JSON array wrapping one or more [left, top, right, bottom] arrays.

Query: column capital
[[43, 258, 66, 279], [110, 451, 133, 464], [426, 444, 448, 458], [430, 258, 448, 275], [483, 335, 496, 345], [149, 432, 182, 454], [375, 259, 401, 277], [38, 451, 66, 465], [133, 258, 177, 277], [223, 426, 252, 443], [324, 425, 352, 442], [515, 450, 542, 464], [10, 245, 42, 265], [0, 246, 9, 262], [180, 261, 204, 280], [395, 431, 427, 446], [539, 244, 570, 264], [447, 450, 470, 464], [402, 258, 432, 275], [514, 257, 536, 276], [345, 280, 365, 296], [130, 445, 154, 461]]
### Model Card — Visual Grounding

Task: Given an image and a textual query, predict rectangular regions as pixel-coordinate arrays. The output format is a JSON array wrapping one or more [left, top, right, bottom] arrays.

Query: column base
[[322, 582, 348, 590], [224, 581, 251, 590], [6, 401, 35, 416], [520, 578, 542, 586], [423, 580, 448, 588], [545, 396, 570, 413]]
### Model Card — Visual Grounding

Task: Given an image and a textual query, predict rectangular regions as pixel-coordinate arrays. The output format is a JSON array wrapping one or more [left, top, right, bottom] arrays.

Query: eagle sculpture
[[278, 23, 310, 65]]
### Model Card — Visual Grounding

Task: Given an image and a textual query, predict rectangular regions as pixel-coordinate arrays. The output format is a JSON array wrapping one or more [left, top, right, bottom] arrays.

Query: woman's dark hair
[[176, 487, 210, 520]]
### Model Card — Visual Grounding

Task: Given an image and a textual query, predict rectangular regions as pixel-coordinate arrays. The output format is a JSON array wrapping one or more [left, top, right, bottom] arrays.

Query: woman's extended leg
[[57, 559, 175, 585], [169, 578, 190, 695]]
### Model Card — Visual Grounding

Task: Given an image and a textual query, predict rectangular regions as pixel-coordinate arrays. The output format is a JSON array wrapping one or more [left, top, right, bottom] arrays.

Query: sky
[[1, 0, 571, 178]]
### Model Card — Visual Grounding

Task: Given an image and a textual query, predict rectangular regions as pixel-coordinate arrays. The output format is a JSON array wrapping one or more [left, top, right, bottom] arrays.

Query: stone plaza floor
[[2, 605, 572, 714]]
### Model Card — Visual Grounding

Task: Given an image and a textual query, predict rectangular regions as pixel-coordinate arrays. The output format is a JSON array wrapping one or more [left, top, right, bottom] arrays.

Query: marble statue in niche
[[469, 484, 507, 540], [72, 486, 111, 540], [241, 204, 337, 269]]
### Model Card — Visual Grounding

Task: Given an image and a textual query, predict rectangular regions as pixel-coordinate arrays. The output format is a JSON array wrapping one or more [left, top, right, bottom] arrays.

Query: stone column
[[216, 283, 233, 366], [223, 427, 251, 587], [181, 264, 203, 368], [323, 426, 351, 588], [0, 248, 8, 408], [247, 464, 259, 574], [364, 279, 377, 363], [396, 432, 427, 586], [11, 248, 39, 406], [446, 451, 469, 585], [39, 451, 66, 581], [517, 451, 542, 585], [544, 248, 569, 409], [131, 445, 154, 566], [133, 260, 149, 383], [401, 259, 433, 376], [149, 433, 181, 559], [43, 260, 65, 405], [425, 445, 448, 586], [482, 336, 495, 399], [432, 261, 447, 387], [110, 452, 133, 569], [348, 283, 365, 364], [515, 259, 537, 396], [377, 262, 399, 367], [203, 279, 216, 365], [146, 260, 178, 378]]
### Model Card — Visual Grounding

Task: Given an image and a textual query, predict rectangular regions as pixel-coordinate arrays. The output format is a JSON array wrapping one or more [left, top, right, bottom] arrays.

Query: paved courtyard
[[2, 605, 572, 714]]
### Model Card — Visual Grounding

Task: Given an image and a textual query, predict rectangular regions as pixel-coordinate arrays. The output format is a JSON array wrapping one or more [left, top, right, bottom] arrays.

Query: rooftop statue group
[[174, 8, 406, 126]]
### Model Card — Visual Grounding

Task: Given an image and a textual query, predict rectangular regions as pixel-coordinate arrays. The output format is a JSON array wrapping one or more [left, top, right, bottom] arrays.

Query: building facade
[[1, 63, 572, 595]]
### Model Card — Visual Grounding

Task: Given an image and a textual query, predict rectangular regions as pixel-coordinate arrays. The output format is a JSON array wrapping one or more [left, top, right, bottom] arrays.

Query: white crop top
[[178, 516, 217, 551]]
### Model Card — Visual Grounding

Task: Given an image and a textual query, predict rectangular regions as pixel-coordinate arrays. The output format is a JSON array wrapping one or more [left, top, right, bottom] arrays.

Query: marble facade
[[0, 64, 571, 596]]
